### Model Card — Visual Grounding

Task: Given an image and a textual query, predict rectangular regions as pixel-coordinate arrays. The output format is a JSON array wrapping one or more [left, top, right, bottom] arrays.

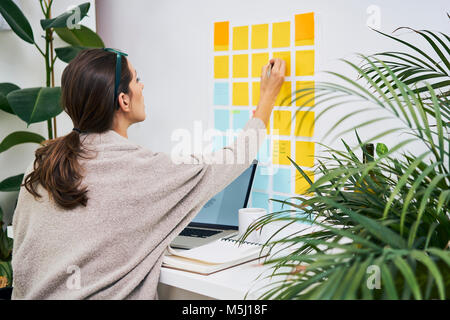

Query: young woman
[[11, 48, 285, 299]]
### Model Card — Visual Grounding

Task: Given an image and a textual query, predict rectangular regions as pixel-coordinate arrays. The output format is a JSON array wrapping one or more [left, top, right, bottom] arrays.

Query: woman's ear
[[117, 92, 131, 112]]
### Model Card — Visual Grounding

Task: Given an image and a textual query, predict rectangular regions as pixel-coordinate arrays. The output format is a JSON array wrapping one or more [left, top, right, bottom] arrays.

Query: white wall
[[0, 0, 96, 225], [95, 0, 448, 154]]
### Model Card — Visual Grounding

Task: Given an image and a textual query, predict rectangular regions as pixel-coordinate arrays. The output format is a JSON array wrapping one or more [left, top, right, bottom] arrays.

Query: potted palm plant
[[243, 26, 449, 299]]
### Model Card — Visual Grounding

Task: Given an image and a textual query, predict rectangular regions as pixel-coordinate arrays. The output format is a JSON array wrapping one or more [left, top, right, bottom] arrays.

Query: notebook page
[[168, 239, 262, 264]]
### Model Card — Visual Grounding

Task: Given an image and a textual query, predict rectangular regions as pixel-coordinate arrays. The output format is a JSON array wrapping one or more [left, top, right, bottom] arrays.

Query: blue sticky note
[[213, 83, 229, 105], [271, 195, 293, 217], [273, 168, 292, 194], [253, 166, 269, 190], [212, 135, 227, 151], [232, 110, 250, 130], [257, 138, 270, 163], [251, 192, 269, 211], [214, 109, 230, 132]]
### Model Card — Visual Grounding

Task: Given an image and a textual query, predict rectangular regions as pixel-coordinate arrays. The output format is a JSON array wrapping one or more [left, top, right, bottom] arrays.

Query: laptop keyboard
[[180, 228, 221, 238]]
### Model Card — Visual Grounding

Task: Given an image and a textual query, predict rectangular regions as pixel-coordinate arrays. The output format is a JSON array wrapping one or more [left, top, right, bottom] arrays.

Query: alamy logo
[[366, 5, 381, 30], [366, 264, 381, 290], [66, 265, 81, 290], [66, 5, 82, 30]]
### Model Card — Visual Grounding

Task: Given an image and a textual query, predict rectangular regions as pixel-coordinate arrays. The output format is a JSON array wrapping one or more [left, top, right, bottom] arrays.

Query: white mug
[[238, 208, 267, 243]]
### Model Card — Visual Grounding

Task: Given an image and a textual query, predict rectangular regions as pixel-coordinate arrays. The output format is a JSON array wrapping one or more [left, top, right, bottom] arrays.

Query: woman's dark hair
[[22, 48, 133, 209]]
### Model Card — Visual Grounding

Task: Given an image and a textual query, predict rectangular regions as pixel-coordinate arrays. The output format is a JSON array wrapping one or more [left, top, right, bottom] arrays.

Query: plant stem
[[43, 0, 53, 140]]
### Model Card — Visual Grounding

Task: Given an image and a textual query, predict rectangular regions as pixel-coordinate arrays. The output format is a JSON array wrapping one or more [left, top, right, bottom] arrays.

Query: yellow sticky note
[[295, 170, 314, 195], [296, 50, 314, 76], [233, 26, 248, 50], [214, 21, 229, 51], [272, 21, 290, 48], [252, 53, 269, 78], [232, 82, 249, 106], [214, 55, 229, 79], [273, 110, 291, 136], [295, 111, 315, 137], [295, 141, 315, 167], [295, 12, 314, 46], [273, 51, 291, 77], [252, 82, 260, 106], [275, 81, 292, 106], [251, 24, 268, 49], [273, 140, 291, 165], [233, 54, 248, 78], [296, 81, 315, 107]]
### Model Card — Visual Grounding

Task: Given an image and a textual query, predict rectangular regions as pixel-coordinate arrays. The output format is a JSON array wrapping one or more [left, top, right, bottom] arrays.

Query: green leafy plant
[[0, 0, 104, 288], [244, 27, 449, 299]]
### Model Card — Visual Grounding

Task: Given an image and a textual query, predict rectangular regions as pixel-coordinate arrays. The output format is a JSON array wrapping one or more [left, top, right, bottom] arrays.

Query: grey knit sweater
[[11, 117, 266, 299]]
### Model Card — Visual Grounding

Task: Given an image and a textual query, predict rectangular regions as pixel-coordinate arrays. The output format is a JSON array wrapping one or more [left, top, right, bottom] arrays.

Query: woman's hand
[[260, 58, 286, 104], [253, 58, 286, 127]]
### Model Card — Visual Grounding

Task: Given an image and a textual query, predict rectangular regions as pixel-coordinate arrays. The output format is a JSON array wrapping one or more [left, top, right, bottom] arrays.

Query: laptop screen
[[191, 161, 257, 228]]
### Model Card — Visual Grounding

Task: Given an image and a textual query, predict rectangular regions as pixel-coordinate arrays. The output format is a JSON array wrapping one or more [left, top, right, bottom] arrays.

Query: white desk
[[158, 221, 318, 300]]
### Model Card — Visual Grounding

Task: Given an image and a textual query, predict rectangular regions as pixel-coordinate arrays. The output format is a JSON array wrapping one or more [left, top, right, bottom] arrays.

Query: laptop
[[171, 160, 258, 250]]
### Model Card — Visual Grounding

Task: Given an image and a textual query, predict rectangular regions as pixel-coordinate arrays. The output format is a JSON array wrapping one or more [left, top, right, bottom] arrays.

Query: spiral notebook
[[163, 236, 269, 275]]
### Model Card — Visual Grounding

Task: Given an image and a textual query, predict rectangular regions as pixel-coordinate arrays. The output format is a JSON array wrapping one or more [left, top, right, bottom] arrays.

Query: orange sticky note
[[296, 50, 314, 76], [273, 51, 291, 77], [295, 170, 314, 195], [295, 111, 315, 137], [232, 82, 249, 106], [252, 53, 269, 78], [214, 21, 229, 51], [214, 55, 229, 78], [233, 26, 248, 50], [296, 81, 315, 107], [273, 110, 291, 136], [251, 24, 268, 49], [233, 54, 248, 78], [295, 141, 315, 167], [275, 81, 292, 106], [273, 140, 291, 165], [295, 13, 314, 46], [272, 22, 290, 48]]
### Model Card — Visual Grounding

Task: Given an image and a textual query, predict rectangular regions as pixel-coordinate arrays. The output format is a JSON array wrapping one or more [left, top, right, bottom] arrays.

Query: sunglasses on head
[[103, 48, 128, 108]]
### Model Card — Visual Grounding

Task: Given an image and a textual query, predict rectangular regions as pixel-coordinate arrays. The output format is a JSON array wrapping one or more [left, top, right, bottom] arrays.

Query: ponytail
[[23, 130, 93, 209]]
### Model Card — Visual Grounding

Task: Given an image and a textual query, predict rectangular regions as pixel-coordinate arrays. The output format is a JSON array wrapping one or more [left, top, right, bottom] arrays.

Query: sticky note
[[212, 135, 227, 151], [275, 81, 292, 106], [251, 24, 268, 49], [295, 170, 314, 195], [232, 109, 250, 129], [232, 82, 249, 106], [296, 50, 314, 76], [251, 192, 269, 211], [273, 168, 292, 194], [271, 195, 293, 216], [252, 82, 260, 106], [295, 81, 315, 107], [214, 109, 230, 132], [272, 22, 290, 48], [252, 53, 269, 78], [213, 83, 229, 105], [253, 166, 269, 190], [233, 26, 248, 50], [273, 51, 291, 76], [295, 141, 315, 167], [232, 54, 248, 78], [214, 55, 229, 78], [214, 21, 229, 51], [295, 111, 314, 137], [257, 138, 271, 163], [295, 12, 314, 46], [273, 140, 291, 165], [273, 110, 291, 136]]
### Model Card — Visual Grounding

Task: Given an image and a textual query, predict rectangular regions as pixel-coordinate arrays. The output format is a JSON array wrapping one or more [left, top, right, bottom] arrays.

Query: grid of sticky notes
[[213, 13, 316, 214]]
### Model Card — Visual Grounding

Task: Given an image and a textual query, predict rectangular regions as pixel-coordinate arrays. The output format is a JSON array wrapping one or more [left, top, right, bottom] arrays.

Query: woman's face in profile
[[126, 59, 146, 123]]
